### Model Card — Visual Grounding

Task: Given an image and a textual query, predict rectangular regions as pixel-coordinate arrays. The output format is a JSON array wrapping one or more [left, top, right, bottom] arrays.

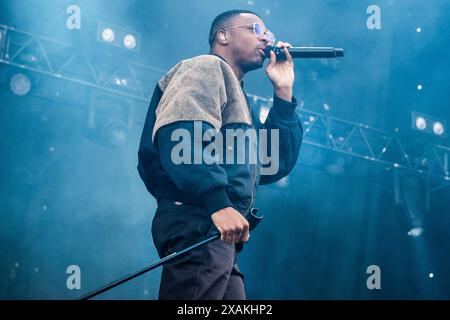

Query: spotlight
[[123, 34, 137, 49], [87, 117, 129, 148], [433, 122, 444, 136], [411, 111, 446, 138], [97, 22, 140, 52], [325, 157, 346, 176], [10, 73, 32, 96], [416, 27, 422, 33], [19, 53, 38, 64], [415, 116, 427, 130], [394, 175, 426, 238], [103, 120, 129, 147], [417, 84, 423, 90], [114, 77, 128, 86], [86, 95, 131, 147], [101, 28, 116, 43], [407, 226, 424, 237]]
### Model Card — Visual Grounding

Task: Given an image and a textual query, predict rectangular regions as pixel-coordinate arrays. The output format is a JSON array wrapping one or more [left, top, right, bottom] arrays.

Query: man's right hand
[[211, 207, 250, 244]]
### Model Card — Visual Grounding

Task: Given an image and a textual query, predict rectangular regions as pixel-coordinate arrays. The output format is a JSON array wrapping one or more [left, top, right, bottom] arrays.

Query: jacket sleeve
[[258, 94, 303, 185], [156, 121, 233, 215], [152, 57, 233, 215]]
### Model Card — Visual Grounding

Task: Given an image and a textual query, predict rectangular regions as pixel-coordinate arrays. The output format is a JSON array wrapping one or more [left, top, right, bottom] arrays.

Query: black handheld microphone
[[265, 46, 345, 59]]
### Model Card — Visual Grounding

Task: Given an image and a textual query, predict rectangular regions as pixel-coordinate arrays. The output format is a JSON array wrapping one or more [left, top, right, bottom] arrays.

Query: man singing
[[138, 9, 302, 299]]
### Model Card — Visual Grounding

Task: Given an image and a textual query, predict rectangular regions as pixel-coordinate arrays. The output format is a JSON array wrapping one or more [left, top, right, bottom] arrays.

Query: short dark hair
[[208, 9, 261, 48]]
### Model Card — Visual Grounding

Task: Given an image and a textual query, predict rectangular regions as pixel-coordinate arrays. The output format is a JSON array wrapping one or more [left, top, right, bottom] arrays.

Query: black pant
[[151, 199, 245, 300]]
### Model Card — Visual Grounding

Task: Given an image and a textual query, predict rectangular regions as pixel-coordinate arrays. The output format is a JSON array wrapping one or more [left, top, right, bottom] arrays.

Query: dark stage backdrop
[[1, 0, 449, 299]]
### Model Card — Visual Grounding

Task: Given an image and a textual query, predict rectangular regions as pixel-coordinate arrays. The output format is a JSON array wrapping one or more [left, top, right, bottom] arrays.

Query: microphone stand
[[78, 208, 263, 300]]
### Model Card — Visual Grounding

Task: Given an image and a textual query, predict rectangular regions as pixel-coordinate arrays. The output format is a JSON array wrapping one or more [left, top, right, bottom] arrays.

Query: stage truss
[[1, 24, 449, 195]]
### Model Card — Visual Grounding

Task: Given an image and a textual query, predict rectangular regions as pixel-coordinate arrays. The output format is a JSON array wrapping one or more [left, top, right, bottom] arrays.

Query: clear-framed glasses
[[220, 22, 275, 43]]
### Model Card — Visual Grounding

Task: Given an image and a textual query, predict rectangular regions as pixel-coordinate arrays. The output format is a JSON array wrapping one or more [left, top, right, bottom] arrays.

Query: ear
[[217, 30, 228, 44]]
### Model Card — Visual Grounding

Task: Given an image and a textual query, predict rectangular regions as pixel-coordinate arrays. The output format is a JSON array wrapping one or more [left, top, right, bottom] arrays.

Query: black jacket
[[138, 55, 303, 217]]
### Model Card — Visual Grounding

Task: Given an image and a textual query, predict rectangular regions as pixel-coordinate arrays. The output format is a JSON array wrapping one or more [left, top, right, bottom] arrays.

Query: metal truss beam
[[1, 24, 449, 190]]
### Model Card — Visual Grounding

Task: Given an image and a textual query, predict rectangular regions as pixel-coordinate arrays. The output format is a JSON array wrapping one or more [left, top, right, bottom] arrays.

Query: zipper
[[241, 90, 259, 217], [243, 162, 258, 217]]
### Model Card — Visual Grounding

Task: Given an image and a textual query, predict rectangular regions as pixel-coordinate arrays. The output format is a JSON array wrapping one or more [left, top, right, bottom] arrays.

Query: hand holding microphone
[[265, 41, 295, 101], [264, 41, 344, 100]]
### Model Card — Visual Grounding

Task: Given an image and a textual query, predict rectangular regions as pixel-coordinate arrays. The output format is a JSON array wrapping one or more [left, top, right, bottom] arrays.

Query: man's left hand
[[265, 41, 295, 102]]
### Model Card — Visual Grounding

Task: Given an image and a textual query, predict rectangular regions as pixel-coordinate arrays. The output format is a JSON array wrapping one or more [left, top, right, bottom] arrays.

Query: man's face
[[224, 13, 273, 72]]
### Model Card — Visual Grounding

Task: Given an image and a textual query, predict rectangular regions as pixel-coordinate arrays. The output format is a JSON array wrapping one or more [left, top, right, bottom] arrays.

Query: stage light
[[325, 157, 346, 176], [411, 111, 446, 138], [97, 22, 140, 52], [86, 95, 131, 148], [19, 53, 38, 64], [407, 226, 424, 237], [428, 273, 434, 278], [393, 172, 427, 238], [416, 27, 422, 33], [123, 34, 137, 49], [112, 77, 128, 87], [417, 84, 423, 90], [433, 122, 444, 136], [114, 77, 128, 86], [10, 73, 31, 96], [101, 28, 115, 43], [87, 117, 129, 148], [415, 116, 427, 130], [103, 120, 129, 147], [397, 176, 426, 238]]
